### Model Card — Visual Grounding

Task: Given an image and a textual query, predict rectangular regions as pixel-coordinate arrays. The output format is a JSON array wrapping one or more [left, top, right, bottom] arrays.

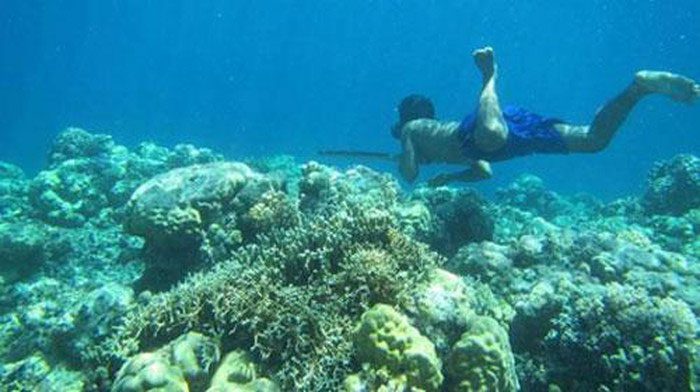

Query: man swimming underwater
[[392, 46, 700, 186]]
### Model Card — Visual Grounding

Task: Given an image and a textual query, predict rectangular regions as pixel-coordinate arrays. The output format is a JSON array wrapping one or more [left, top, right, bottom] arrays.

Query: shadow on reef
[[0, 127, 698, 391]]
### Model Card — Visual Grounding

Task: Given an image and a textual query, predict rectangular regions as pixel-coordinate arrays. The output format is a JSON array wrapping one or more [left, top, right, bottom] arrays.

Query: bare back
[[401, 119, 470, 164]]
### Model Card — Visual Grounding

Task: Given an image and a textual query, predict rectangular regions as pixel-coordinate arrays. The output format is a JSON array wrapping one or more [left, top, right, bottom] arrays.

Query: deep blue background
[[1, 1, 698, 199]]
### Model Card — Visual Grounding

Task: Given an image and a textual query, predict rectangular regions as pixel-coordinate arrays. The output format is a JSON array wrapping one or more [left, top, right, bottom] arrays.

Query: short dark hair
[[392, 94, 435, 138]]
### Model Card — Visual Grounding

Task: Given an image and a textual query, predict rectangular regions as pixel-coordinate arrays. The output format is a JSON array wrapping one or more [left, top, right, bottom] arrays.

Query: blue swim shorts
[[458, 105, 569, 162]]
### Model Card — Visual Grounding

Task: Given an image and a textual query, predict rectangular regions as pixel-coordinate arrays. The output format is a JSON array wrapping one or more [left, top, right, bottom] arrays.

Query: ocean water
[[1, 1, 698, 198], [1, 2, 700, 391]]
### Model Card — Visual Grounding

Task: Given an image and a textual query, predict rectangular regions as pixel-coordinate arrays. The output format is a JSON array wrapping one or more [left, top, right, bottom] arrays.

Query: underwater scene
[[1, 1, 699, 391]]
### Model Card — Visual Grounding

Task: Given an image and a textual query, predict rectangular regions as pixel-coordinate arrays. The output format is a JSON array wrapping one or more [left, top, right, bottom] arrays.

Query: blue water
[[1, 0, 698, 199]]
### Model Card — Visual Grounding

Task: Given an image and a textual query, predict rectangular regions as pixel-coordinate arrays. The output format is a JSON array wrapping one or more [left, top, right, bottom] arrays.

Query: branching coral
[[545, 283, 697, 391], [99, 197, 441, 390]]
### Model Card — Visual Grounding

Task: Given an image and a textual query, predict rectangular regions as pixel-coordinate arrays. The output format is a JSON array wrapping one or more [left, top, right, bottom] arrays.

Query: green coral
[[447, 316, 518, 392], [240, 189, 300, 238], [349, 304, 443, 392]]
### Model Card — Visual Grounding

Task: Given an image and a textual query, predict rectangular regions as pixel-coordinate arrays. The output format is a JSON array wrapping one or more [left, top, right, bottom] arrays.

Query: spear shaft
[[318, 149, 398, 162]]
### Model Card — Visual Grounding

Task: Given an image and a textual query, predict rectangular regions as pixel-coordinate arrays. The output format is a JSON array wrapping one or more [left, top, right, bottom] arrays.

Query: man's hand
[[427, 173, 452, 187]]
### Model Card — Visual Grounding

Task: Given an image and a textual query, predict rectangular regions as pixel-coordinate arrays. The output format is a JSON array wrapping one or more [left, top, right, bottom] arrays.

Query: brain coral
[[124, 162, 275, 290], [112, 332, 220, 392], [112, 352, 189, 392], [349, 303, 443, 391], [125, 162, 267, 248]]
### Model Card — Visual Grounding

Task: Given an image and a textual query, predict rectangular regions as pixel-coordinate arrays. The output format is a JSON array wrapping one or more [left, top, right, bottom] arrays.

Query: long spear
[[318, 149, 398, 162]]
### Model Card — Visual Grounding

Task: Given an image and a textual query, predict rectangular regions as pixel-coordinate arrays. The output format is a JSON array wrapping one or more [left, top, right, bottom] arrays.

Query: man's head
[[391, 94, 435, 139]]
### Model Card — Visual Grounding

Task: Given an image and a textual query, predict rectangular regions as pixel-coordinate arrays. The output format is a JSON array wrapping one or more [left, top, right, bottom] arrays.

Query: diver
[[391, 46, 700, 186]]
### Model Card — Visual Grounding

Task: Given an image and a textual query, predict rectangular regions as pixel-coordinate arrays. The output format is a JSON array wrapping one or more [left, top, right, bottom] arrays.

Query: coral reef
[[29, 127, 222, 227], [98, 165, 440, 390], [1, 128, 699, 392], [0, 162, 30, 221]]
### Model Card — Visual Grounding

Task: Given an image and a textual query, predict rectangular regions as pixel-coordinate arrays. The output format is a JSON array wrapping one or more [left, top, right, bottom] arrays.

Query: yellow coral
[[447, 316, 518, 392], [352, 304, 443, 391]]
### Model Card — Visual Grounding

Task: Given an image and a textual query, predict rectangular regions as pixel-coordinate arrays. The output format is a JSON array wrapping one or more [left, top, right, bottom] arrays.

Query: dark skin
[[396, 47, 700, 186]]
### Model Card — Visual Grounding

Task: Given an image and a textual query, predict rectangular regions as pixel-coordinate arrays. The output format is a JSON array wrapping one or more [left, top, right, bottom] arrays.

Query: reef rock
[[0, 162, 29, 221], [125, 162, 269, 251], [0, 222, 48, 283], [408, 186, 494, 256], [643, 154, 700, 215]]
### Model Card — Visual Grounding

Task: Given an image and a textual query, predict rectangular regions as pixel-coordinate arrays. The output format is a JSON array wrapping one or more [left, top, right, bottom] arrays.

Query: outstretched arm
[[427, 160, 492, 187], [399, 133, 419, 182]]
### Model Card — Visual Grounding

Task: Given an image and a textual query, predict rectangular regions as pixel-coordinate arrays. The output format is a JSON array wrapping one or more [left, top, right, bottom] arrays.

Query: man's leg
[[558, 71, 700, 153], [473, 47, 508, 152]]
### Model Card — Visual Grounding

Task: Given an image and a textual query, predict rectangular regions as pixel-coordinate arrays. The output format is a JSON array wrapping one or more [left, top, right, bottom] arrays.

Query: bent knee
[[474, 124, 507, 152], [559, 125, 610, 153], [570, 138, 610, 153]]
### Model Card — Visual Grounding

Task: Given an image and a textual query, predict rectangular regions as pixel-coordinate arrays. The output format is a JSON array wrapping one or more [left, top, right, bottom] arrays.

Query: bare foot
[[635, 70, 699, 103], [473, 47, 496, 80]]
